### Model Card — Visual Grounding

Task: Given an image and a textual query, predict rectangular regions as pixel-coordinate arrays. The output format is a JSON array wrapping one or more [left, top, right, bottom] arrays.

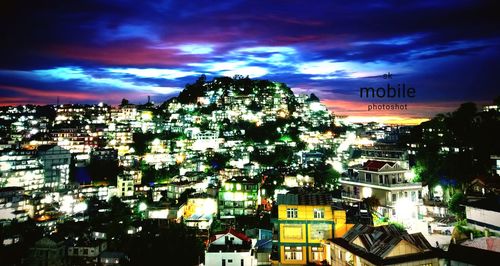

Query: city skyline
[[1, 0, 499, 124]]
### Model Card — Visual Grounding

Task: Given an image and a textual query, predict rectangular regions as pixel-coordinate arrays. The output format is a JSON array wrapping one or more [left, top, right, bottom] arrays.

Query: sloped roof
[[209, 228, 251, 244], [447, 243, 500, 264], [227, 176, 258, 184], [338, 224, 433, 259], [362, 160, 396, 171], [470, 176, 500, 189], [461, 237, 500, 252]]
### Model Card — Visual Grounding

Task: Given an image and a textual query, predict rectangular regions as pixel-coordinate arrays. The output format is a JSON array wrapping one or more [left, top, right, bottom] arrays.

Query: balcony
[[341, 192, 361, 200], [340, 177, 422, 190]]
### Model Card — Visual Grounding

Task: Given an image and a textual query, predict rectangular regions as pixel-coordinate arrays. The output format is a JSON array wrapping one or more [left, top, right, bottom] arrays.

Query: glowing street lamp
[[138, 202, 148, 212]]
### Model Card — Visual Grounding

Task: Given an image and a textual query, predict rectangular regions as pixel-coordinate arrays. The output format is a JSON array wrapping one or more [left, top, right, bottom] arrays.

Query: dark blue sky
[[1, 0, 499, 122]]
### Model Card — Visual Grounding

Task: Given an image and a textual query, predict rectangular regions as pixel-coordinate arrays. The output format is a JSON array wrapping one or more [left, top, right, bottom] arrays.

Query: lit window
[[313, 208, 325, 219], [286, 208, 298, 218], [311, 247, 324, 261], [284, 246, 302, 260]]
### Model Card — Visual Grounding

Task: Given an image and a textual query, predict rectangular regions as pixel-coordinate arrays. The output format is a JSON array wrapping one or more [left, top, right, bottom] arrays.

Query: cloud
[[221, 66, 268, 78], [176, 44, 215, 55], [0, 67, 183, 95], [106, 68, 199, 79]]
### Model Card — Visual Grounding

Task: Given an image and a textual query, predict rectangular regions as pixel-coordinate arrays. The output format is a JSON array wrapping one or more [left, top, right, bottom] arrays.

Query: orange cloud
[[321, 99, 464, 125]]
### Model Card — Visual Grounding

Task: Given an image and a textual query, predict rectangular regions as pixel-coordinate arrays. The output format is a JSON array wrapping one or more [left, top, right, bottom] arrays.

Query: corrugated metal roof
[[277, 192, 332, 206]]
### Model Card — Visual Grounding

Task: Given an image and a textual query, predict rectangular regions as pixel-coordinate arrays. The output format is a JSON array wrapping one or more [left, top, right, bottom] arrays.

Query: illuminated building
[[184, 196, 217, 230], [0, 149, 45, 191], [117, 174, 134, 198], [218, 176, 259, 218], [37, 145, 71, 189], [326, 224, 440, 266], [0, 187, 28, 225], [273, 192, 350, 265], [166, 180, 200, 201], [340, 160, 422, 221], [205, 228, 257, 266]]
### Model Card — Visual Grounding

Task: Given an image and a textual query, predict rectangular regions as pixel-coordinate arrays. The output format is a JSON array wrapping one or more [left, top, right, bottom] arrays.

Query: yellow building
[[274, 193, 351, 265]]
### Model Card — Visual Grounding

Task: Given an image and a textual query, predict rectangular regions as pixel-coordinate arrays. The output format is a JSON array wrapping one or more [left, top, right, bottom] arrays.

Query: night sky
[[1, 0, 499, 123]]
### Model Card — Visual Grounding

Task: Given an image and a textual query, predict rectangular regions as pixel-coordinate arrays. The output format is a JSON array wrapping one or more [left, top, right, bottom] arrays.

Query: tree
[[107, 196, 132, 238], [363, 196, 381, 213], [308, 93, 320, 102], [448, 192, 466, 219], [178, 188, 196, 205], [209, 152, 230, 170], [305, 163, 340, 187], [120, 98, 130, 106], [132, 132, 155, 155]]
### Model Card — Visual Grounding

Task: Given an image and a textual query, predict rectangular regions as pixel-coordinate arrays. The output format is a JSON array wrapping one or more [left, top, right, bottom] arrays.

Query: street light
[[138, 202, 148, 212]]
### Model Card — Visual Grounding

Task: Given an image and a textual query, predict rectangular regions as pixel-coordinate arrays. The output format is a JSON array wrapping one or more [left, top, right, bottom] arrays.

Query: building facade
[[327, 224, 440, 266], [341, 160, 422, 220], [219, 176, 259, 218], [274, 192, 338, 265]]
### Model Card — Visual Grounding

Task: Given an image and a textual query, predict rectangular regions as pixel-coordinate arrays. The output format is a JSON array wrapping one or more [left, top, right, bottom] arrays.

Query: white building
[[205, 228, 257, 266], [340, 160, 422, 221], [464, 197, 500, 234]]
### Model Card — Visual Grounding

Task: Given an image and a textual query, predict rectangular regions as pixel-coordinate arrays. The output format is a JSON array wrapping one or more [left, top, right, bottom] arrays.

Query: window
[[404, 191, 408, 198], [379, 175, 383, 184], [310, 223, 331, 240], [392, 193, 397, 202], [313, 208, 325, 219], [284, 246, 303, 260], [311, 247, 324, 261], [366, 173, 372, 182], [286, 208, 298, 218], [283, 225, 303, 240]]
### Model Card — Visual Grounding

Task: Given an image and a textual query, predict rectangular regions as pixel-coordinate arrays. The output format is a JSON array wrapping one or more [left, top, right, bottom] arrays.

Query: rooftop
[[331, 224, 437, 264], [464, 196, 500, 212], [361, 160, 397, 171], [277, 192, 332, 206]]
